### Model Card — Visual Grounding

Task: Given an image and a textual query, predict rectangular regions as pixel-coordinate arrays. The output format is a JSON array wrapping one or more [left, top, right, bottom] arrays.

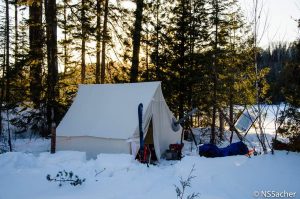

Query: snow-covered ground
[[13, 138, 50, 154], [0, 151, 299, 199], [0, 105, 299, 199]]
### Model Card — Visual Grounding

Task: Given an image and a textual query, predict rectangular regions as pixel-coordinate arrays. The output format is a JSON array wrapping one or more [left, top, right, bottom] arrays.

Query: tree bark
[[29, 0, 43, 108], [0, 51, 4, 137], [145, 26, 149, 81], [219, 112, 224, 140], [229, 21, 235, 144], [81, 0, 86, 84], [101, 0, 109, 84], [155, 0, 160, 80], [130, 0, 144, 82], [95, 0, 101, 84], [229, 96, 234, 143], [253, 0, 267, 153], [63, 0, 68, 75], [5, 0, 12, 152], [178, 0, 187, 120], [15, 0, 18, 65], [45, 0, 58, 153], [210, 0, 219, 145]]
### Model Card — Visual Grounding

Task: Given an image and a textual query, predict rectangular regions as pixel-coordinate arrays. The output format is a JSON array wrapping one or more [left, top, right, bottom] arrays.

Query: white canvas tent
[[56, 81, 182, 159]]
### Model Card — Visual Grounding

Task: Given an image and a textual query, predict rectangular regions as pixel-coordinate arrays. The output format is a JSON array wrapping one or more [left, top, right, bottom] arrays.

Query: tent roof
[[57, 81, 161, 139]]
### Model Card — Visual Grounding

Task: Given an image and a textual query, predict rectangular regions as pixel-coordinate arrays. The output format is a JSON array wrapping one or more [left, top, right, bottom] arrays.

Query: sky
[[238, 0, 300, 48]]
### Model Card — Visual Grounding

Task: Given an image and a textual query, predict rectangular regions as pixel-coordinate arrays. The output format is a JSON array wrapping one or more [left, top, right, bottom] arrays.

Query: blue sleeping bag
[[199, 141, 249, 158]]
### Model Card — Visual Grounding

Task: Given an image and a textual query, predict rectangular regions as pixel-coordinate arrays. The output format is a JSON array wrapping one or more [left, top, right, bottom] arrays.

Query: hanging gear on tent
[[171, 108, 198, 132], [166, 108, 199, 160]]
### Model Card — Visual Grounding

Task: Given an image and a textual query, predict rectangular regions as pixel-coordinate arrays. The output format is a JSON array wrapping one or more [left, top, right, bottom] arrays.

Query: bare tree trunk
[[0, 51, 4, 136], [29, 0, 43, 108], [229, 18, 236, 144], [155, 0, 160, 80], [45, 0, 58, 153], [101, 0, 109, 84], [145, 26, 149, 81], [211, 103, 216, 144], [178, 0, 187, 120], [5, 0, 12, 151], [63, 0, 68, 75], [188, 0, 195, 127], [0, 53, 4, 137], [81, 0, 86, 84], [219, 112, 224, 140], [15, 0, 18, 65], [210, 0, 219, 145], [229, 97, 234, 143], [130, 0, 144, 82], [95, 0, 101, 84], [50, 108, 56, 154], [253, 0, 267, 153]]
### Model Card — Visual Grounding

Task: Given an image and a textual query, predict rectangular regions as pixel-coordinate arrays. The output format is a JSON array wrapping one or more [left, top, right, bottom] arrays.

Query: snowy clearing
[[1, 105, 299, 199], [12, 138, 50, 154], [0, 151, 299, 199]]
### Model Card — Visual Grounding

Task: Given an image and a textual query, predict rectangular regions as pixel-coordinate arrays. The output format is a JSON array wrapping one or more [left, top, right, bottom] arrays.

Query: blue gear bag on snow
[[199, 141, 249, 158]]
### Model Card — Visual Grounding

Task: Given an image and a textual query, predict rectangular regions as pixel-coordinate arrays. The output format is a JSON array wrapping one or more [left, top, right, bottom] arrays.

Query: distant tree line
[[256, 39, 300, 151]]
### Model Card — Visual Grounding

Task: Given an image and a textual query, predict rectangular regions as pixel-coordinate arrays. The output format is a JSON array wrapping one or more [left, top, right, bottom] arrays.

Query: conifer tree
[[45, 0, 58, 152], [95, 0, 102, 84], [5, 0, 12, 151], [100, 0, 109, 84], [130, 0, 144, 82], [80, 0, 86, 83], [29, 0, 43, 108]]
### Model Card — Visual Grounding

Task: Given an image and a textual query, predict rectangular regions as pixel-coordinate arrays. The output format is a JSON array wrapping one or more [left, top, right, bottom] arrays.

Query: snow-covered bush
[[174, 165, 199, 199], [46, 170, 86, 187]]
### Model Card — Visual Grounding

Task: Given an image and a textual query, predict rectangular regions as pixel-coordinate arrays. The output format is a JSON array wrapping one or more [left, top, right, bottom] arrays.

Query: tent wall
[[149, 85, 182, 159], [56, 82, 159, 139], [130, 85, 182, 160], [56, 82, 182, 160], [57, 136, 130, 159]]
